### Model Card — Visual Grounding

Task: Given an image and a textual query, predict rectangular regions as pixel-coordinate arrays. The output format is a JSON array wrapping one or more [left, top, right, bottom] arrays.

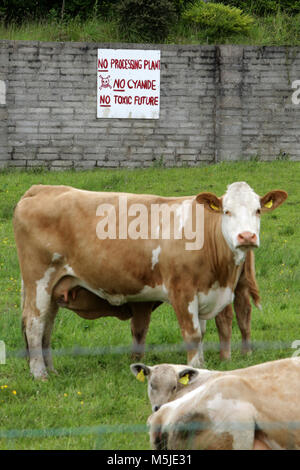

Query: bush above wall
[[211, 0, 300, 16], [182, 1, 254, 40]]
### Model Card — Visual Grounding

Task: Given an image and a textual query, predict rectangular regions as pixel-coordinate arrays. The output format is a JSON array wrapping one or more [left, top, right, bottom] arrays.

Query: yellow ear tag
[[264, 200, 273, 209], [136, 370, 145, 382], [179, 374, 189, 386], [210, 202, 220, 212]]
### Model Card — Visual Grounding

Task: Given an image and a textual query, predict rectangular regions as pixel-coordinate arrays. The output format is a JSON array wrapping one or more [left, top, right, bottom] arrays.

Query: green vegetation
[[215, 0, 300, 16], [182, 1, 254, 42], [117, 0, 178, 43], [1, 0, 300, 45], [0, 15, 121, 43], [0, 162, 299, 449]]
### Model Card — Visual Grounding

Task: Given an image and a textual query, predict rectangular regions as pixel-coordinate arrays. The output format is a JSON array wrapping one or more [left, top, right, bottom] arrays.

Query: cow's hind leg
[[22, 276, 56, 380], [22, 304, 48, 380], [42, 300, 59, 374], [215, 305, 233, 361], [130, 303, 153, 359]]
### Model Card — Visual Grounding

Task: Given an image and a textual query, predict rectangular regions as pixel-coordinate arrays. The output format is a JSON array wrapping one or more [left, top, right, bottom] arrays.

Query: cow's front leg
[[130, 302, 153, 359], [234, 286, 252, 355], [171, 291, 204, 367], [215, 305, 233, 361]]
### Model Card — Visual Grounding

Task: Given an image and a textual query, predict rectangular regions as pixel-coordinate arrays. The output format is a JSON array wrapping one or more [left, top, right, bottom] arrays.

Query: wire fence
[[1, 419, 300, 450], [0, 423, 147, 439], [5, 339, 298, 359]]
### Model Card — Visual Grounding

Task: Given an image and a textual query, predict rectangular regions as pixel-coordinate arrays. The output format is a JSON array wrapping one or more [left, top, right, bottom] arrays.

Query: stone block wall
[[0, 41, 300, 169]]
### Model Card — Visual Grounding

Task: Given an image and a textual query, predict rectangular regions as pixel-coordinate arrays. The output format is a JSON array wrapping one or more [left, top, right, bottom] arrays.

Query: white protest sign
[[97, 49, 160, 119]]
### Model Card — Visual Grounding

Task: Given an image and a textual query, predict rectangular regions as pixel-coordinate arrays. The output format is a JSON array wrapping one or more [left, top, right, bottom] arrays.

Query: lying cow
[[145, 358, 300, 450], [13, 182, 286, 379]]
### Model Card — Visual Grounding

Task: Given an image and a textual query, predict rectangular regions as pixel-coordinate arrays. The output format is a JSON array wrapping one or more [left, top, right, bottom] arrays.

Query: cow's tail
[[20, 277, 29, 358], [21, 317, 29, 357], [21, 277, 25, 311], [245, 250, 261, 310]]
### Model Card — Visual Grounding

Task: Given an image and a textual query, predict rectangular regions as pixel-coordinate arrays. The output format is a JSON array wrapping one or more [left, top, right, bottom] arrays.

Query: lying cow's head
[[130, 363, 199, 412], [196, 182, 287, 260]]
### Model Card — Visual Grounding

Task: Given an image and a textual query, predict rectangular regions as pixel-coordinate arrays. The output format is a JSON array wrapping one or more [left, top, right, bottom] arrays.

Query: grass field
[[0, 161, 300, 450]]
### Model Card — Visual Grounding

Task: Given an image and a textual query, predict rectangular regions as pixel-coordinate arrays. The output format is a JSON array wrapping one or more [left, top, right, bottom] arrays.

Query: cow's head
[[130, 363, 199, 412], [196, 182, 287, 260]]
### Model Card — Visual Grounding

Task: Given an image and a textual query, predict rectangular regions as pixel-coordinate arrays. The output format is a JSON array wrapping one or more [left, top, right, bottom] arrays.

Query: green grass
[[0, 16, 121, 43], [1, 11, 300, 45], [0, 161, 300, 449]]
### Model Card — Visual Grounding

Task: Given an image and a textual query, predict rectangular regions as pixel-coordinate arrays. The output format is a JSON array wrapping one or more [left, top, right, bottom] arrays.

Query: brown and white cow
[[147, 358, 300, 450], [13, 182, 286, 379]]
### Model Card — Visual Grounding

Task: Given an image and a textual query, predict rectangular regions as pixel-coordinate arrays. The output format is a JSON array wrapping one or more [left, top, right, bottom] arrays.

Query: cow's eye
[[172, 386, 176, 392], [224, 210, 231, 216], [256, 208, 261, 215]]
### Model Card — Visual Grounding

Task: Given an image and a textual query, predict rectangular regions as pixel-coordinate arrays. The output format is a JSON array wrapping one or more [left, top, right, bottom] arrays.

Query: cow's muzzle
[[236, 231, 258, 248]]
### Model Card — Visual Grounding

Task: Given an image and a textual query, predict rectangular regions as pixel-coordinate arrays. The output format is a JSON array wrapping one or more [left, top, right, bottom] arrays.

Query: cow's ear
[[178, 368, 199, 386], [130, 363, 151, 383], [260, 190, 288, 212], [196, 192, 223, 213]]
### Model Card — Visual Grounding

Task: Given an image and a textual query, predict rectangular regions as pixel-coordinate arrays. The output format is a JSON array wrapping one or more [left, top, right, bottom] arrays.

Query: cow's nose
[[237, 231, 257, 246], [153, 405, 161, 412]]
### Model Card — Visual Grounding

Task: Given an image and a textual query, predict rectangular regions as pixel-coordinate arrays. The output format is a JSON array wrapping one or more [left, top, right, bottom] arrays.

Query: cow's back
[[13, 185, 193, 299]]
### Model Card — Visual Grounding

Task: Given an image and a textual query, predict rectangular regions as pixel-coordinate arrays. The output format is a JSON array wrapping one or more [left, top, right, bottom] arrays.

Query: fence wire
[[1, 420, 300, 449], [5, 339, 297, 359]]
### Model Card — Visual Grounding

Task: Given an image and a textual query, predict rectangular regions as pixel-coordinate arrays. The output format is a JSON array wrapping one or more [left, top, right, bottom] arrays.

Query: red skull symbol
[[99, 75, 112, 90]]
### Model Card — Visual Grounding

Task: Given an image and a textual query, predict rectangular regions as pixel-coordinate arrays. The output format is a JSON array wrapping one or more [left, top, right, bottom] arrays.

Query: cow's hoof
[[131, 343, 145, 360], [131, 352, 143, 361], [189, 356, 206, 369], [241, 349, 252, 356], [34, 374, 49, 382], [31, 371, 49, 381], [220, 355, 231, 362]]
